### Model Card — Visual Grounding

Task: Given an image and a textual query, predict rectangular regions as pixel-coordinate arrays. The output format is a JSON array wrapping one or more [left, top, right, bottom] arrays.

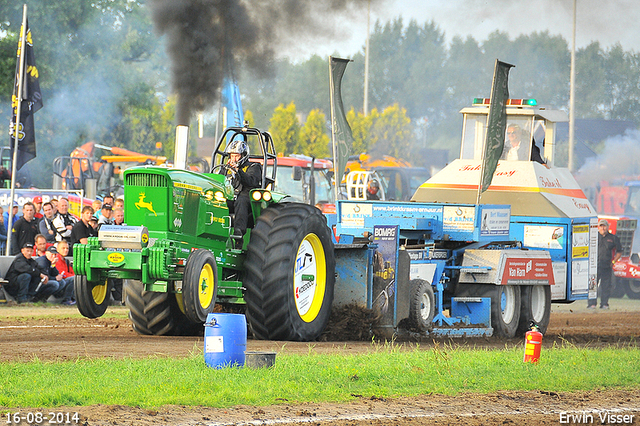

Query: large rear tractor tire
[[244, 203, 335, 341], [516, 285, 551, 335], [75, 275, 111, 319], [408, 279, 435, 332], [182, 249, 218, 323], [125, 280, 199, 336]]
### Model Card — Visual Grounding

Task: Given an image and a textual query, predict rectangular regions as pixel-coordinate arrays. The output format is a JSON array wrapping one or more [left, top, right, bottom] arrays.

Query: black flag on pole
[[330, 57, 354, 184], [10, 18, 42, 171], [480, 60, 514, 193]]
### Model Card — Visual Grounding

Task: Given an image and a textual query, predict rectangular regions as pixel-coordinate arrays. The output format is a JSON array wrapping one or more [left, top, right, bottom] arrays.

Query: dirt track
[[1, 298, 639, 425]]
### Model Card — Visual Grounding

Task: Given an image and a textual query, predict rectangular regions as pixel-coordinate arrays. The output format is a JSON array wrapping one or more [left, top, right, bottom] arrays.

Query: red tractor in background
[[268, 154, 336, 214], [593, 180, 640, 299]]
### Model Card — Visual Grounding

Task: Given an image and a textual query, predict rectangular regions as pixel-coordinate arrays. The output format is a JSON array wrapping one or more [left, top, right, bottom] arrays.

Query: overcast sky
[[282, 0, 640, 61]]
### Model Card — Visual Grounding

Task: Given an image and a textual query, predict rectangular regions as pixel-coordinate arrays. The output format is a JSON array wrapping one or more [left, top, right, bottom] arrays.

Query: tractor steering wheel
[[210, 164, 228, 174]]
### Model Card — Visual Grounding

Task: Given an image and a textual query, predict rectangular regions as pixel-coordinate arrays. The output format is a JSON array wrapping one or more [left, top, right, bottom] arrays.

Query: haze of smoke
[[148, 0, 378, 125], [575, 129, 640, 189]]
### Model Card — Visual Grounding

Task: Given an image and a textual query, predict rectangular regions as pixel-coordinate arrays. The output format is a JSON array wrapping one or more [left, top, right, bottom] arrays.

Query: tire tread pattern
[[244, 203, 335, 341]]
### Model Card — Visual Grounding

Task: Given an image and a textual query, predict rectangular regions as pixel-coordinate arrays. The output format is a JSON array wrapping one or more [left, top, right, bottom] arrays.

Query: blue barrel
[[204, 313, 247, 368]]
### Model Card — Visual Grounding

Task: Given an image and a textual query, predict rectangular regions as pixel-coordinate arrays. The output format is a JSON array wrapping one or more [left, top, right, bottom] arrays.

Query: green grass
[[1, 343, 639, 409], [0, 305, 129, 320]]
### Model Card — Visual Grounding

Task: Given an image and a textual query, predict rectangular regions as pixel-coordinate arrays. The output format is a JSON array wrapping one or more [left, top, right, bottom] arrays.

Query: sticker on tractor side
[[107, 252, 125, 263], [479, 208, 510, 236], [443, 206, 475, 232], [500, 257, 555, 285], [340, 203, 372, 227], [294, 240, 317, 317], [572, 224, 590, 259], [524, 225, 564, 250], [205, 335, 224, 353]]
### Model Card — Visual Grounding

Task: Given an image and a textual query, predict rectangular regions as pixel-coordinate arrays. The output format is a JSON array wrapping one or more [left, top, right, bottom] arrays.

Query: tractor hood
[[123, 166, 233, 234], [411, 159, 595, 218]]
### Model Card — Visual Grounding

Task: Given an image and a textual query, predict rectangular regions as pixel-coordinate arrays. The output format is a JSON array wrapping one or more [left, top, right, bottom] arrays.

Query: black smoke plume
[[148, 0, 377, 125]]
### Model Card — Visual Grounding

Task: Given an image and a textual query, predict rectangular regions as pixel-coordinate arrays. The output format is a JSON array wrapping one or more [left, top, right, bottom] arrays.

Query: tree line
[[0, 2, 638, 186]]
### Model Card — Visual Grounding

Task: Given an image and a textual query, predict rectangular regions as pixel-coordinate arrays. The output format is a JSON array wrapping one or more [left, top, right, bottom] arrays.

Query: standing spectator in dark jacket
[[11, 202, 39, 255], [589, 219, 623, 309], [70, 206, 96, 248], [4, 242, 58, 303]]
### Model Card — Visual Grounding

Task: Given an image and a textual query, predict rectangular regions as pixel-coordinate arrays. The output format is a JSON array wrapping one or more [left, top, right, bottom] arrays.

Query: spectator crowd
[[0, 194, 125, 305]]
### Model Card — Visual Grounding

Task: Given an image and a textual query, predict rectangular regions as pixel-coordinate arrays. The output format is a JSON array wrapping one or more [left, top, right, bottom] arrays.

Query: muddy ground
[[1, 298, 639, 425]]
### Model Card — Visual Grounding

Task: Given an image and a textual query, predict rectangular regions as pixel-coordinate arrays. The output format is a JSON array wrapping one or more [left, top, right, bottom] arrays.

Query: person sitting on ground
[[54, 240, 74, 278], [367, 179, 381, 200], [33, 234, 51, 258], [39, 201, 61, 244], [11, 202, 39, 255], [4, 242, 58, 304], [70, 206, 97, 249], [52, 198, 78, 243], [36, 246, 74, 305], [218, 140, 262, 248]]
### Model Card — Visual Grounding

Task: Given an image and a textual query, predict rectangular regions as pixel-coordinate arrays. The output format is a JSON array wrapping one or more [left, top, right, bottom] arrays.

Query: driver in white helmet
[[222, 140, 262, 248]]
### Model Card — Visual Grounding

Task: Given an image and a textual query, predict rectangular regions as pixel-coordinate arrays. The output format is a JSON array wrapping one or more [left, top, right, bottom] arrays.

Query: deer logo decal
[[135, 193, 157, 216]]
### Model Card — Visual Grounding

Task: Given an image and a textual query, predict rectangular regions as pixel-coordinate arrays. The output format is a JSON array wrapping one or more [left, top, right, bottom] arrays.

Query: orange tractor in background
[[344, 153, 431, 201], [52, 142, 169, 199]]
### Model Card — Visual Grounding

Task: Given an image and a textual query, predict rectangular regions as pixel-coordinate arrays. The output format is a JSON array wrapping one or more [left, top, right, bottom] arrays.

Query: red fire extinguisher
[[523, 322, 543, 363]]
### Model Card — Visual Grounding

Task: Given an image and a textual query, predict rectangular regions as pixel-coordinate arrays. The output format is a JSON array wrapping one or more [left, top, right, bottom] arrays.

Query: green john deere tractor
[[73, 126, 336, 341]]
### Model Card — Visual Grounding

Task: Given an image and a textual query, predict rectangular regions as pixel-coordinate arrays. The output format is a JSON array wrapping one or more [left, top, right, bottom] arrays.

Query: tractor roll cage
[[210, 126, 278, 190]]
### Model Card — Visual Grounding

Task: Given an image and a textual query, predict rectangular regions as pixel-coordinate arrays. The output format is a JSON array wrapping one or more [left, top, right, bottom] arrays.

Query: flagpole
[[328, 56, 339, 204], [6, 4, 28, 256]]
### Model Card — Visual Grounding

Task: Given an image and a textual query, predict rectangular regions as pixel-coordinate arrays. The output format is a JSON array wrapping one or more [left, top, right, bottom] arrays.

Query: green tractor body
[[74, 126, 335, 341]]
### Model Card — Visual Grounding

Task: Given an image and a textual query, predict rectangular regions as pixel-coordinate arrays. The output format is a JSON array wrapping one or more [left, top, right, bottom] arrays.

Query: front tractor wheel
[[75, 275, 111, 319], [244, 203, 335, 341], [182, 249, 218, 323]]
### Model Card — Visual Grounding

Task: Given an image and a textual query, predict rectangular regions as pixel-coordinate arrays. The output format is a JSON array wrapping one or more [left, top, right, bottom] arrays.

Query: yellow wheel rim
[[175, 293, 186, 314], [92, 280, 109, 305], [293, 233, 326, 323], [198, 263, 215, 309]]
